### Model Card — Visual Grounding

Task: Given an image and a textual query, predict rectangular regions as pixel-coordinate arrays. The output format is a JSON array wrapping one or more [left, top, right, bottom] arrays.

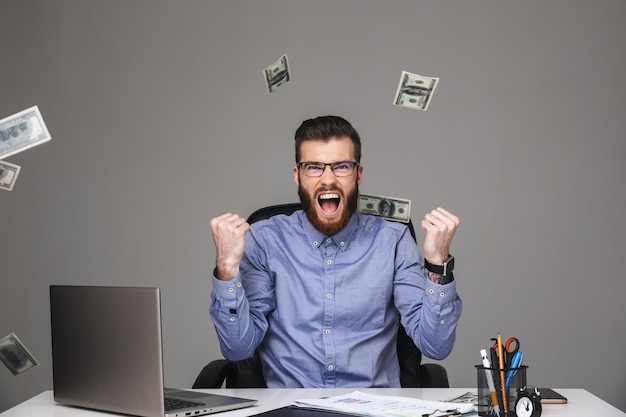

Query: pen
[[480, 349, 501, 416], [505, 351, 524, 391], [497, 333, 508, 413]]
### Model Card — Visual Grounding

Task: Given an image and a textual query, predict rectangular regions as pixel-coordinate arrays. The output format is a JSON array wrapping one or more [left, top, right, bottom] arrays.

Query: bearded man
[[209, 115, 462, 387]]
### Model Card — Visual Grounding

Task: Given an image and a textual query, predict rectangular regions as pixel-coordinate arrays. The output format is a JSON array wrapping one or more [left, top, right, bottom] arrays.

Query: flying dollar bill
[[0, 106, 51, 160], [0, 160, 21, 191], [263, 54, 291, 93], [358, 193, 411, 223], [0, 333, 40, 376], [393, 70, 439, 111]]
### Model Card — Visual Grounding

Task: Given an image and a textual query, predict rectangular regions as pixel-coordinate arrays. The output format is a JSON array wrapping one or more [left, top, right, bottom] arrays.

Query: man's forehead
[[300, 136, 354, 156]]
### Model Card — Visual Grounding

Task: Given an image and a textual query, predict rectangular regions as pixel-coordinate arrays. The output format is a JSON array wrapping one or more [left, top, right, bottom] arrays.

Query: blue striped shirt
[[210, 210, 462, 387]]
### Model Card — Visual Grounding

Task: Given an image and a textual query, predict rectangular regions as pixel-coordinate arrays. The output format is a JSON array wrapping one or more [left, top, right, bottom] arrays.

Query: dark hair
[[294, 115, 361, 163]]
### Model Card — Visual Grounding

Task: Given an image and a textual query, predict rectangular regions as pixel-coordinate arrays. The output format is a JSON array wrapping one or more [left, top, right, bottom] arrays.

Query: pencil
[[497, 333, 508, 413]]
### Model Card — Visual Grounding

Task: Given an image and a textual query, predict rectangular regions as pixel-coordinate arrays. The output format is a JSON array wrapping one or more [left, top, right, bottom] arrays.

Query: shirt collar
[[299, 210, 360, 251]]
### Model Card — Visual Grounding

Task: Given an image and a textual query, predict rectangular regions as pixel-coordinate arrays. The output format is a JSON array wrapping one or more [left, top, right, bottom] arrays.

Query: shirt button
[[326, 260, 332, 265], [229, 317, 236, 322], [440, 320, 446, 325], [313, 241, 319, 246], [326, 238, 332, 243], [325, 329, 331, 335], [228, 287, 234, 293], [429, 289, 434, 295], [340, 241, 345, 246], [440, 292, 445, 297], [327, 365, 334, 371], [237, 282, 242, 288], [326, 293, 332, 299]]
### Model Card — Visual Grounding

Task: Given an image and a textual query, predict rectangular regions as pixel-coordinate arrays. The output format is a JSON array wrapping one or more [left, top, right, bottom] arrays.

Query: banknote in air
[[0, 106, 51, 160], [0, 160, 21, 191], [263, 54, 291, 93], [0, 333, 40, 375], [393, 70, 439, 111], [358, 193, 411, 223]]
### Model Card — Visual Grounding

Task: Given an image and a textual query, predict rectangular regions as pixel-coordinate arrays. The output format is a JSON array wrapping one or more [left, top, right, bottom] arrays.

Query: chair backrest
[[194, 203, 448, 388], [247, 203, 419, 240]]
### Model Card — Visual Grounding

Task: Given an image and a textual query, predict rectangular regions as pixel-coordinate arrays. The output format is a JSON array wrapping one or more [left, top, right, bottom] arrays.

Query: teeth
[[319, 193, 339, 200]]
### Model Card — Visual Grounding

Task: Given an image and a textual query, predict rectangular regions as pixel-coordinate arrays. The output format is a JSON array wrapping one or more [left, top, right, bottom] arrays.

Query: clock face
[[515, 396, 534, 417]]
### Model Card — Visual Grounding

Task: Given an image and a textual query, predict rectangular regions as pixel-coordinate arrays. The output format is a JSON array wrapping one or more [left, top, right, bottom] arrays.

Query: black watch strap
[[424, 255, 455, 276]]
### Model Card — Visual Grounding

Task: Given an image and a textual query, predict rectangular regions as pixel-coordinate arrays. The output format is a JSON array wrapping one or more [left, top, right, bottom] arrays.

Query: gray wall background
[[1, 0, 625, 413]]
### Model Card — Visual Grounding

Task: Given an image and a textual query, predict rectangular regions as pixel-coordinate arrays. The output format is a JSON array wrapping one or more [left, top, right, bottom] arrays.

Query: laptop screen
[[50, 285, 166, 417]]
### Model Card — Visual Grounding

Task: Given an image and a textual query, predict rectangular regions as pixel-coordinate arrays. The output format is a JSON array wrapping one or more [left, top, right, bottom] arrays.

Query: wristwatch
[[424, 254, 455, 276]]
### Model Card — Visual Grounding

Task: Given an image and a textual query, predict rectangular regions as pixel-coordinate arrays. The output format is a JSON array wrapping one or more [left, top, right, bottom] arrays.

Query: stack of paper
[[293, 391, 474, 417]]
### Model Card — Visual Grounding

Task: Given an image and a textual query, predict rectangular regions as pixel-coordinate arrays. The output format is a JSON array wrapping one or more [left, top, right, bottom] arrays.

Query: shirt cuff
[[424, 277, 457, 304], [212, 268, 242, 299]]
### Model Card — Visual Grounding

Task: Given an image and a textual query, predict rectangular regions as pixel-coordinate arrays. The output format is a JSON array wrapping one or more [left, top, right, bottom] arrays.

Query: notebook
[[49, 285, 257, 417]]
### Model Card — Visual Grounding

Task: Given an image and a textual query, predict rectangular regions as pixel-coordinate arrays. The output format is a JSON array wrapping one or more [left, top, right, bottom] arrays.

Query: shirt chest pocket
[[335, 286, 386, 331]]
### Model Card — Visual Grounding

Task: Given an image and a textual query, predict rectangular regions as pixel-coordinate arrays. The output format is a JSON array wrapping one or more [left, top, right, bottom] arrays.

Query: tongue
[[320, 199, 339, 215]]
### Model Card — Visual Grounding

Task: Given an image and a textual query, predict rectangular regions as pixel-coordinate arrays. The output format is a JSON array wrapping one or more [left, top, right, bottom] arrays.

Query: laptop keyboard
[[164, 397, 204, 411]]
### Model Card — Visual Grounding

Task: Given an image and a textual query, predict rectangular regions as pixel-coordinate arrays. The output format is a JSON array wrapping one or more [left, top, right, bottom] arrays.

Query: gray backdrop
[[1, 0, 625, 413]]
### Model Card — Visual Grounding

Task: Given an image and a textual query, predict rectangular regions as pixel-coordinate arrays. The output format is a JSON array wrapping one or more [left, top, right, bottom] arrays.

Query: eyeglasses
[[297, 161, 359, 177]]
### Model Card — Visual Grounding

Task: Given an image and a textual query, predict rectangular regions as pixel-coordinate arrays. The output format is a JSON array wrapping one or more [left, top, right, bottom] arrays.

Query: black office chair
[[194, 203, 449, 389]]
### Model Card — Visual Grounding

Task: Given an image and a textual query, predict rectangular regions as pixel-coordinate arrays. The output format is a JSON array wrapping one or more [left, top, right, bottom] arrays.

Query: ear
[[356, 164, 363, 185], [293, 165, 300, 186]]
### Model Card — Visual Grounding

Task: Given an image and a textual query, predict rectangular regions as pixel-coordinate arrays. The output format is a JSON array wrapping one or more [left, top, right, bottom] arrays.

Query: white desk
[[1, 388, 624, 417]]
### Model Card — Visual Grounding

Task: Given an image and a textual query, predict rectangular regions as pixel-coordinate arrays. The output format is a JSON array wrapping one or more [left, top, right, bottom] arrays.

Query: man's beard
[[298, 181, 359, 236]]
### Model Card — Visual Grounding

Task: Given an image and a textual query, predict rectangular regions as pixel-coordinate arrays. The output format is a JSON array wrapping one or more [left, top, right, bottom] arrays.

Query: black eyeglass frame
[[296, 161, 360, 177]]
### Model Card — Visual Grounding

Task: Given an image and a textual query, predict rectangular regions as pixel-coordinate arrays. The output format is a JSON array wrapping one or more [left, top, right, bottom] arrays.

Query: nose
[[319, 164, 337, 184]]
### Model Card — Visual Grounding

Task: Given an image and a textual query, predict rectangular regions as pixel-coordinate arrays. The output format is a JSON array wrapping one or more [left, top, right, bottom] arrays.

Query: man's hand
[[210, 213, 250, 281], [421, 207, 460, 265]]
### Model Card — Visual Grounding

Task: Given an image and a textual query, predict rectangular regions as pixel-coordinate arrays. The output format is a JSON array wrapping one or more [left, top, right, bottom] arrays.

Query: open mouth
[[318, 192, 341, 216]]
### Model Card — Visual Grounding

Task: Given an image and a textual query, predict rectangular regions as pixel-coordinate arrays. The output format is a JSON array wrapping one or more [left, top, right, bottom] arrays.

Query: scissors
[[492, 337, 520, 368]]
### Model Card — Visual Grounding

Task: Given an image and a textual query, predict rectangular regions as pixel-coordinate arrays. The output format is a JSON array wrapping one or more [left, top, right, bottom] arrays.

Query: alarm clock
[[514, 386, 542, 417]]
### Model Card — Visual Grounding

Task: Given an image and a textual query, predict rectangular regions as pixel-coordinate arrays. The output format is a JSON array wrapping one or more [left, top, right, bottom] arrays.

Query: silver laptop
[[50, 285, 257, 417]]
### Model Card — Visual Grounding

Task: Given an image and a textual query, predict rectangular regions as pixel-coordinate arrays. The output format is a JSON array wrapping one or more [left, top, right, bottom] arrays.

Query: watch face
[[515, 396, 534, 417]]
